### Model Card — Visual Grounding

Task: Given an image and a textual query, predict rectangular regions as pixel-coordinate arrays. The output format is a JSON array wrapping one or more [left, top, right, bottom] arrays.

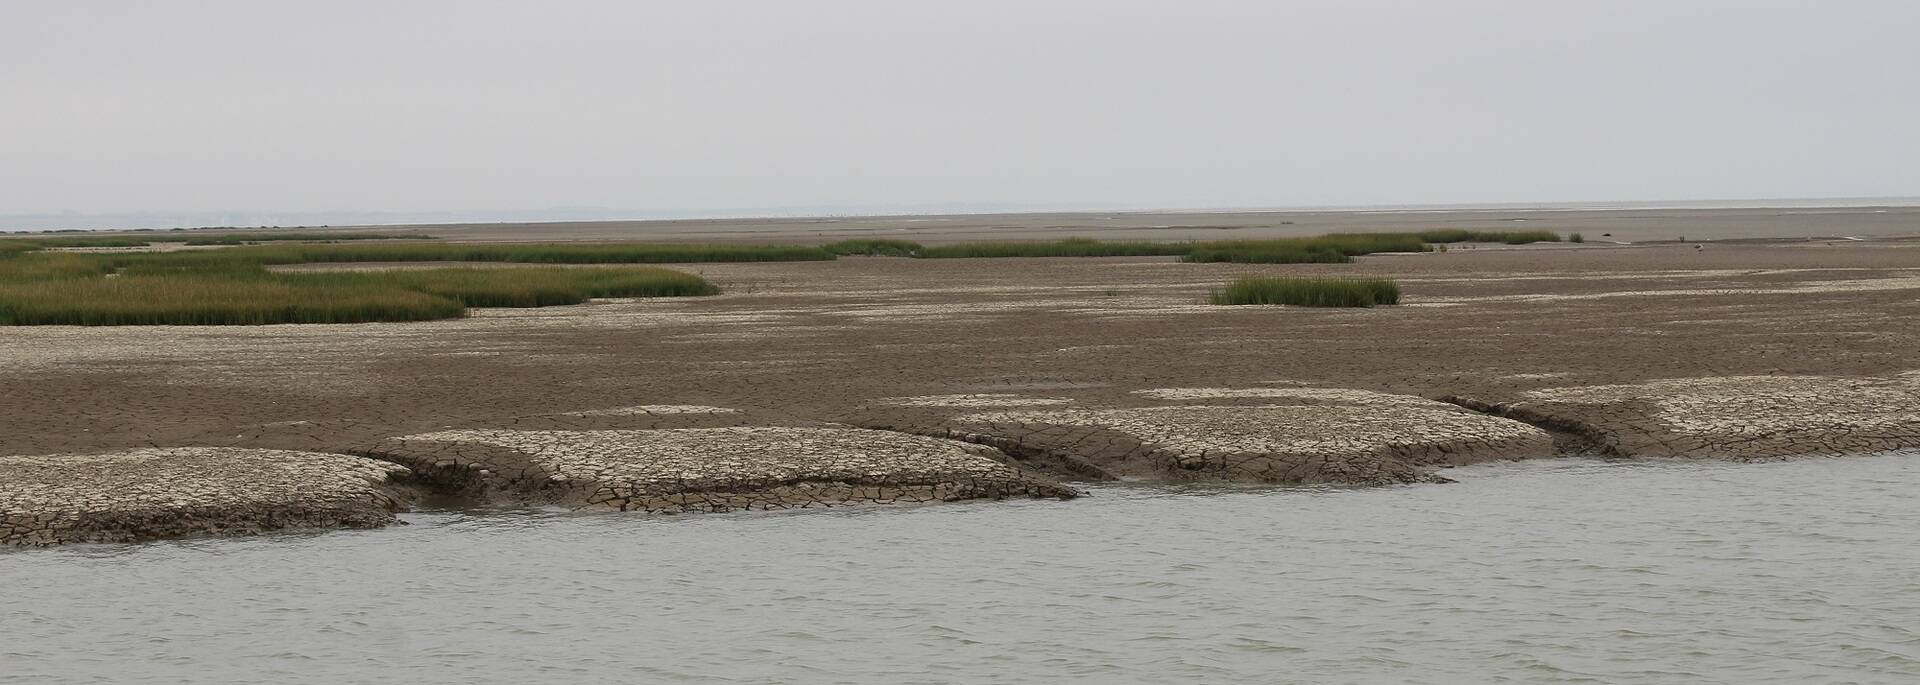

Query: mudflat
[[6, 209, 1920, 543], [159, 204, 1920, 245]]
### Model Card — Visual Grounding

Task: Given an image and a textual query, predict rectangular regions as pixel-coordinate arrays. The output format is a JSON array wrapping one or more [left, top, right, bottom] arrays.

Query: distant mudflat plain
[[6, 203, 1920, 545], [345, 204, 1920, 245]]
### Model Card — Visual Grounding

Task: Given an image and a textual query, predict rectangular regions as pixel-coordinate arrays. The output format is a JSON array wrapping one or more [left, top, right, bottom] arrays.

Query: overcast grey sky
[[3, 0, 1916, 217]]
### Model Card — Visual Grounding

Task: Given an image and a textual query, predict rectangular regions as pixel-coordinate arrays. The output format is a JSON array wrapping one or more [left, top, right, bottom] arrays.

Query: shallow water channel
[[5, 454, 1919, 683]]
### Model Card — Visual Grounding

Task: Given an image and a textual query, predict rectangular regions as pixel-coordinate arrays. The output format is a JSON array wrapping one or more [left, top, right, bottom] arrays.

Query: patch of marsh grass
[[1183, 246, 1352, 264], [5, 238, 830, 264], [1209, 276, 1402, 307], [914, 233, 1446, 263], [180, 232, 430, 245], [1184, 234, 1431, 264], [917, 238, 1193, 259], [821, 239, 924, 256], [0, 236, 153, 252], [249, 242, 836, 264], [0, 275, 468, 325], [302, 267, 720, 307], [1414, 229, 1561, 245], [0, 250, 722, 325], [0, 253, 119, 281]]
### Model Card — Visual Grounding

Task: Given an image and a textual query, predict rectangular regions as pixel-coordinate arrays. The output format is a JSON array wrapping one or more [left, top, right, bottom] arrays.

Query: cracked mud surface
[[6, 231, 1920, 544], [361, 426, 1075, 512], [1457, 374, 1920, 460], [884, 389, 1552, 485], [0, 448, 410, 547]]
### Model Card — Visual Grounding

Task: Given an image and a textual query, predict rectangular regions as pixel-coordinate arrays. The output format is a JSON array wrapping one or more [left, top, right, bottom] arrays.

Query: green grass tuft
[[0, 253, 120, 281], [916, 239, 1191, 258], [0, 248, 723, 325], [1569, 232, 1585, 243], [1209, 276, 1402, 307], [0, 275, 468, 325], [180, 232, 430, 245], [913, 232, 1452, 263], [1183, 246, 1352, 264], [1413, 229, 1561, 245], [300, 267, 720, 307], [821, 239, 924, 256], [1, 236, 153, 252], [237, 242, 836, 264]]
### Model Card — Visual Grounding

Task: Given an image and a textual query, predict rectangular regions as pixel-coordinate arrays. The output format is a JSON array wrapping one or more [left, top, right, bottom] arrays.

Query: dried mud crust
[[890, 388, 1553, 485], [0, 448, 412, 547], [358, 426, 1077, 512], [1459, 374, 1920, 460]]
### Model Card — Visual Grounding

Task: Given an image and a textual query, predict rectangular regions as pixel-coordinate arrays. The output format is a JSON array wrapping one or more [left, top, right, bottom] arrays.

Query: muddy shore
[[259, 204, 1920, 245], [5, 210, 1920, 545]]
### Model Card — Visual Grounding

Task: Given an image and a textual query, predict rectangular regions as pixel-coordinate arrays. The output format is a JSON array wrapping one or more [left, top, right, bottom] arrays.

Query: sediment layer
[[12, 242, 1920, 547], [883, 388, 1555, 485], [0, 447, 411, 547], [10, 370, 1920, 548], [1455, 373, 1920, 460], [360, 426, 1077, 512]]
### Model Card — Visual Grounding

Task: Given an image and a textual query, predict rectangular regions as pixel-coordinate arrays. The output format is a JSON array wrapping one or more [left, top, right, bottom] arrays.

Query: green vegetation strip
[[0, 248, 722, 325], [820, 239, 924, 256], [180, 232, 429, 245], [0, 238, 834, 263], [0, 226, 1552, 324], [1210, 276, 1402, 307], [1409, 229, 1561, 245], [0, 275, 469, 325], [185, 242, 834, 264], [0, 236, 152, 251], [916, 238, 1190, 258], [909, 230, 1560, 264]]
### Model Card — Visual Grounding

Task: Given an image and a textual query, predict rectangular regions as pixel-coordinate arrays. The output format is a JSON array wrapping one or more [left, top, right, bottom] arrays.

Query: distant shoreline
[[6, 196, 1920, 233]]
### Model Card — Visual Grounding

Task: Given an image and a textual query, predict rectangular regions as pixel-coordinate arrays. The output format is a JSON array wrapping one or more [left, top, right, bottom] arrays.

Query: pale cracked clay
[[1, 447, 411, 547], [361, 426, 1077, 512]]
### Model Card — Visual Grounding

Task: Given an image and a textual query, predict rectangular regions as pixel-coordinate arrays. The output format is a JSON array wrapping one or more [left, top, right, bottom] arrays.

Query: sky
[[3, 0, 1917, 221]]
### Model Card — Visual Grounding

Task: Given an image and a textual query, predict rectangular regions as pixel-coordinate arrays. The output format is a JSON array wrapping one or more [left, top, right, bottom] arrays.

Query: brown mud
[[6, 213, 1920, 544]]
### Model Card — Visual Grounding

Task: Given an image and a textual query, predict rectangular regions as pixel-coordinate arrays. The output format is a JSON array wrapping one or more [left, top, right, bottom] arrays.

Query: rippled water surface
[[5, 455, 1920, 684]]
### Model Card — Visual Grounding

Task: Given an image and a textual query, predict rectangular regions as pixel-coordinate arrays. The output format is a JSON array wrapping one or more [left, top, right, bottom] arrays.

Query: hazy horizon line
[[6, 195, 1919, 233]]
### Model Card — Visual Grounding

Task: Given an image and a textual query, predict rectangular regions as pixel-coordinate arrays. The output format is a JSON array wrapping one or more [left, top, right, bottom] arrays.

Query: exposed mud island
[[5, 205, 1920, 546]]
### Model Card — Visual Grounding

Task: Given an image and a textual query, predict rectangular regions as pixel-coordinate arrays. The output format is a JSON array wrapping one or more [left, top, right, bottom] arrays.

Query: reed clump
[[0, 275, 468, 325], [1, 236, 153, 252], [0, 247, 722, 325], [229, 242, 837, 264], [0, 253, 119, 281], [1182, 246, 1352, 264], [914, 232, 1453, 263], [917, 238, 1193, 259], [821, 239, 924, 256], [1209, 276, 1402, 307], [301, 267, 720, 307], [180, 232, 429, 245], [1413, 229, 1561, 245], [1183, 234, 1432, 264]]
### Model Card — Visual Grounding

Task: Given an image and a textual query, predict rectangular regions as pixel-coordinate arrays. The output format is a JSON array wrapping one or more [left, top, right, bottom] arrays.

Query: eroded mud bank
[[1443, 373, 1920, 460], [0, 448, 410, 547], [357, 426, 1075, 512], [7, 372, 1920, 547], [860, 388, 1554, 486]]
